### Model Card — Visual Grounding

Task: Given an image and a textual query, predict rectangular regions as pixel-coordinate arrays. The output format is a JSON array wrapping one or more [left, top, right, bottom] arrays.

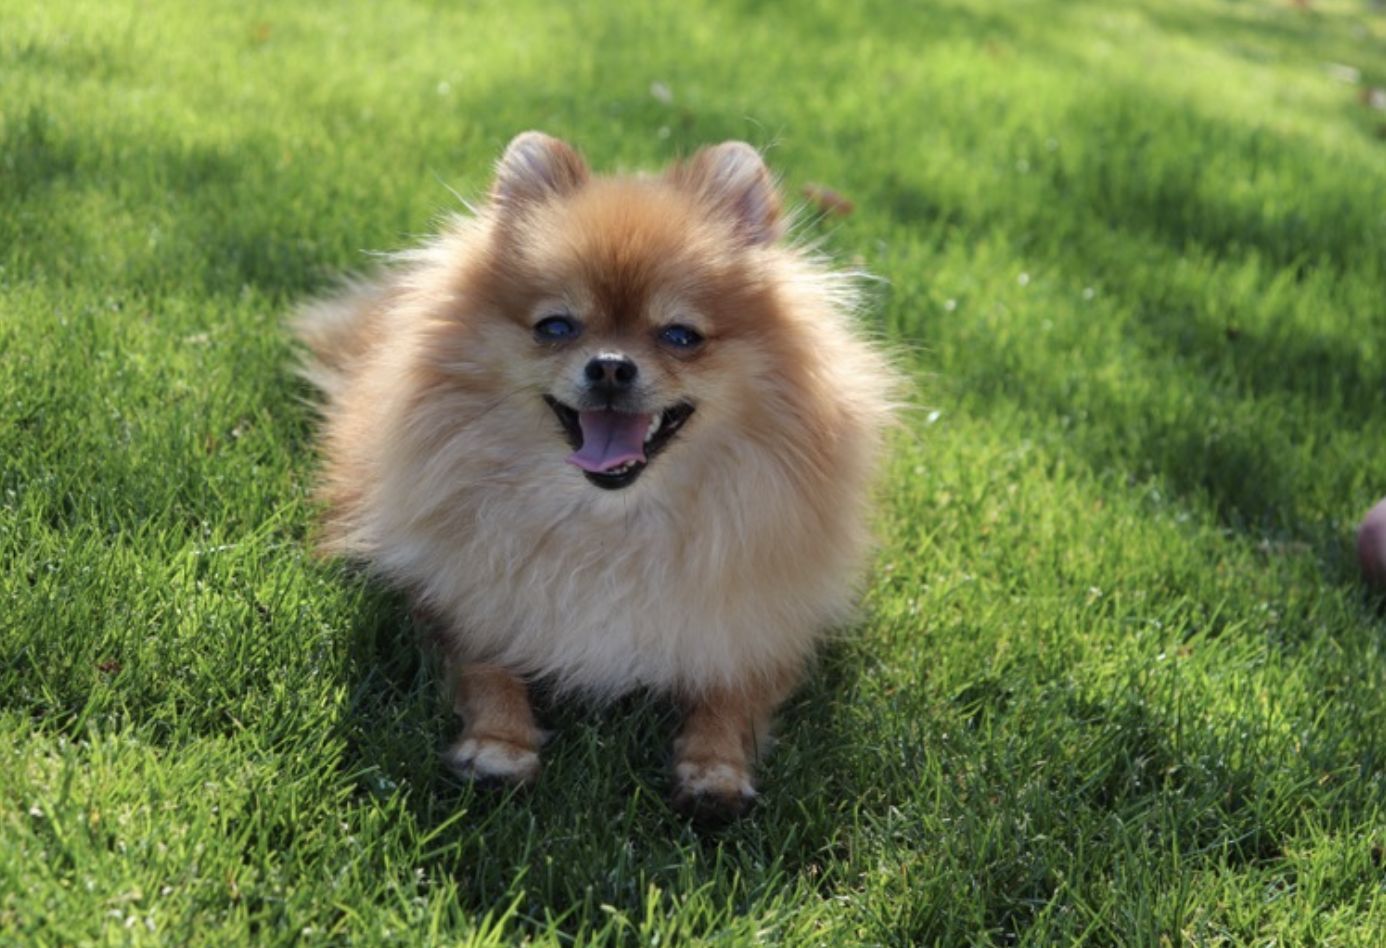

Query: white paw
[[674, 759, 756, 804], [444, 736, 540, 785]]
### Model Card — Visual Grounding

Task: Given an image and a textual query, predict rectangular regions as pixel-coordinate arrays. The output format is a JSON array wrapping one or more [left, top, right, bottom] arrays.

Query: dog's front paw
[[444, 735, 540, 786], [672, 758, 756, 825]]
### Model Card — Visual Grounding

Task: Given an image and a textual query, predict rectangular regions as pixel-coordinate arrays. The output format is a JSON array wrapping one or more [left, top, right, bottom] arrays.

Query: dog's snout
[[584, 354, 638, 392]]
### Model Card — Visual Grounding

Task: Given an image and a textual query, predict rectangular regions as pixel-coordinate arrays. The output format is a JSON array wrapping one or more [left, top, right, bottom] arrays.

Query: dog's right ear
[[491, 132, 589, 211]]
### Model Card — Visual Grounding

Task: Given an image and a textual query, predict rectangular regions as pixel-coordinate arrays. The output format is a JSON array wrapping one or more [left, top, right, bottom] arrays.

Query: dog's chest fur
[[369, 442, 858, 697]]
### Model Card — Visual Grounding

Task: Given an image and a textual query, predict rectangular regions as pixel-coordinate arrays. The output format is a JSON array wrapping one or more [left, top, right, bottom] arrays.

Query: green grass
[[3, 0, 1385, 942]]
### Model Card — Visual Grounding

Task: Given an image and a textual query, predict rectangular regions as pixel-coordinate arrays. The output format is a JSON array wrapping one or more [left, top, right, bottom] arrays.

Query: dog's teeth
[[644, 414, 663, 443]]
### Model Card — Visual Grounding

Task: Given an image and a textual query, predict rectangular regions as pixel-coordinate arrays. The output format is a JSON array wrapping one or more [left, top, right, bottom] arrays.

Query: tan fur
[[293, 133, 894, 813], [444, 662, 545, 784], [672, 669, 799, 816]]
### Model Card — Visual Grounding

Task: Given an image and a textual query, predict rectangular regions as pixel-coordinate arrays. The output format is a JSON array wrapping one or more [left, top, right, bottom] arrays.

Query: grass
[[3, 0, 1385, 942]]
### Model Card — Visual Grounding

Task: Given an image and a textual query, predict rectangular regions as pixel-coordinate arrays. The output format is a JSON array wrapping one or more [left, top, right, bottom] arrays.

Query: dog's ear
[[671, 141, 782, 246], [492, 131, 589, 210]]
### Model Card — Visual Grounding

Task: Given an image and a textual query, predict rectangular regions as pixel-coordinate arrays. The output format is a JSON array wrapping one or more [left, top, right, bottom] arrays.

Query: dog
[[293, 132, 894, 819]]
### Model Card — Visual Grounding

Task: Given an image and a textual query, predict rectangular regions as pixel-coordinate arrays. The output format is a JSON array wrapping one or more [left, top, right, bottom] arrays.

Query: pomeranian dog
[[293, 132, 893, 819]]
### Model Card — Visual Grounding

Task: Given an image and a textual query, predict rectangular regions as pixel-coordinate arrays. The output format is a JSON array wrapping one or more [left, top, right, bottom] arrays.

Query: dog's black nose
[[584, 354, 638, 392]]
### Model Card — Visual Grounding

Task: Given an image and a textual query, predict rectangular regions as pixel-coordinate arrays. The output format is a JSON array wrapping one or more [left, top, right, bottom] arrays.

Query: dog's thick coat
[[295, 133, 893, 814]]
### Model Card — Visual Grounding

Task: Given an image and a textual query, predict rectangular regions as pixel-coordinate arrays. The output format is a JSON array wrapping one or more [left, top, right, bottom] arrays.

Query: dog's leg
[[672, 672, 797, 822], [443, 662, 543, 785]]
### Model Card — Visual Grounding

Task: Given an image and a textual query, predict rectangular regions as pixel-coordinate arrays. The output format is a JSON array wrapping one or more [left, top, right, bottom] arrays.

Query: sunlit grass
[[3, 0, 1385, 942]]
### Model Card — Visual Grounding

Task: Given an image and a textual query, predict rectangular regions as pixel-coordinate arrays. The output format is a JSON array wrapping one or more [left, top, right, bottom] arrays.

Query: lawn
[[3, 0, 1385, 942]]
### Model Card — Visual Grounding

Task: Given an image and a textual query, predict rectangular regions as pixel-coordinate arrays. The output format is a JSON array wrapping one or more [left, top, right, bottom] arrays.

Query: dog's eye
[[657, 324, 704, 350], [534, 315, 580, 342]]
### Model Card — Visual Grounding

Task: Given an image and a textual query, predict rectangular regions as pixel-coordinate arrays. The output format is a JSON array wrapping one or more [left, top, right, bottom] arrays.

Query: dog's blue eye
[[658, 324, 704, 349], [534, 315, 580, 341]]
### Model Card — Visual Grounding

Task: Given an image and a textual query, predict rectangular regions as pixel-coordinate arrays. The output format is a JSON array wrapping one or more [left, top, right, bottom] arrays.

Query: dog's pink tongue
[[568, 410, 651, 472]]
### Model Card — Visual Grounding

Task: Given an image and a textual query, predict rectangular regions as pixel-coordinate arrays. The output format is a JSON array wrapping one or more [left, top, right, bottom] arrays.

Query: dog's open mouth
[[543, 396, 695, 490]]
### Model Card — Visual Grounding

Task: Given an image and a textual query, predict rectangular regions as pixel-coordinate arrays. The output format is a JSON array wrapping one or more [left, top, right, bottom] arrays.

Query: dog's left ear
[[671, 142, 782, 246]]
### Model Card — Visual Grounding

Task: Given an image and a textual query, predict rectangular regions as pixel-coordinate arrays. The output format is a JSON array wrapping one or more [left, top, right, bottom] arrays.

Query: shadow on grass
[[1051, 96, 1380, 275], [721, 0, 1030, 46], [322, 594, 899, 934], [1135, 0, 1386, 84], [1, 106, 80, 199], [897, 85, 1384, 536], [0, 111, 340, 296]]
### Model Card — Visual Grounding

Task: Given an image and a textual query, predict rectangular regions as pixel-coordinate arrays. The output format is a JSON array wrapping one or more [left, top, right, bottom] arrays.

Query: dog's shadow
[[329, 590, 889, 922]]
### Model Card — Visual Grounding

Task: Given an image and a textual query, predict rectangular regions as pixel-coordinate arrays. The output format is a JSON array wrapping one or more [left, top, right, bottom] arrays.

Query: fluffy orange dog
[[294, 132, 893, 818]]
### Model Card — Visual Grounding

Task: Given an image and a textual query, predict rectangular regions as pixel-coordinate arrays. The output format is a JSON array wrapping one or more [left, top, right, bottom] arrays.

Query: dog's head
[[440, 132, 825, 493]]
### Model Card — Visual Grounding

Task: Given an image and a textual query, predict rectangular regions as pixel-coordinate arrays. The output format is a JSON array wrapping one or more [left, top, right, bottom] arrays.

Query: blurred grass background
[[2, 0, 1385, 942]]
